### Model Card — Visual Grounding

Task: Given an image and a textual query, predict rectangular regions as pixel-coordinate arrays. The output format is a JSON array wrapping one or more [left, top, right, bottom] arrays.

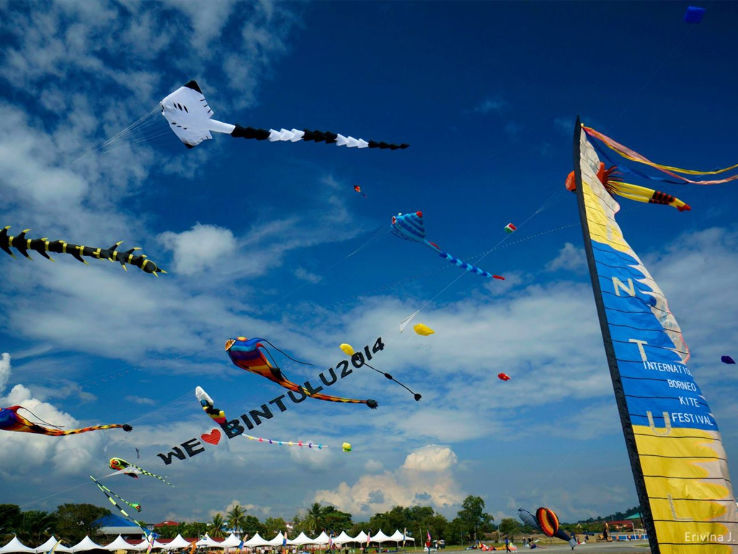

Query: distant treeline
[[0, 500, 641, 546]]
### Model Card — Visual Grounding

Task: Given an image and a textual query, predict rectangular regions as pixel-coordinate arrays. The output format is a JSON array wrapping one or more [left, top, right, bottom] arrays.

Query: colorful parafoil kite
[[161, 81, 409, 150], [413, 323, 435, 336], [108, 458, 172, 486], [0, 227, 165, 275], [497, 373, 510, 381], [504, 223, 517, 234], [518, 508, 574, 548], [565, 164, 691, 211], [0, 405, 132, 436], [226, 337, 378, 408], [391, 212, 504, 279], [722, 356, 735, 364], [338, 343, 422, 401], [195, 386, 227, 426]]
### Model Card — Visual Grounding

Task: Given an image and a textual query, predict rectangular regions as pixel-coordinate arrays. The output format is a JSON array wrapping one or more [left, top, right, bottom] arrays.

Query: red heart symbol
[[201, 428, 221, 445]]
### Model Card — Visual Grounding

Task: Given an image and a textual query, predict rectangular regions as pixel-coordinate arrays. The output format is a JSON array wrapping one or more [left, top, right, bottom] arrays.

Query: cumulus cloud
[[0, 354, 104, 476], [545, 242, 586, 273], [159, 223, 238, 276], [0, 353, 10, 391], [314, 445, 464, 516]]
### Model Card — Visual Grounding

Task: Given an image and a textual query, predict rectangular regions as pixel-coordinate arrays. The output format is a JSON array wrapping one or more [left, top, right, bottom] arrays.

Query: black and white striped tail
[[231, 125, 408, 150]]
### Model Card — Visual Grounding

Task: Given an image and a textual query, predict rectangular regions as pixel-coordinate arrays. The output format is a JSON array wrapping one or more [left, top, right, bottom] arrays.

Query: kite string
[[261, 339, 317, 368], [397, 189, 566, 330], [17, 406, 64, 429]]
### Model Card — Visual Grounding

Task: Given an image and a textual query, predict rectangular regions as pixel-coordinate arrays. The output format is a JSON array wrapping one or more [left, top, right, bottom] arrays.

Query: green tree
[[302, 503, 324, 535], [263, 517, 286, 537], [0, 505, 22, 541], [453, 496, 493, 542], [53, 504, 109, 544], [17, 510, 56, 545], [321, 506, 352, 533], [240, 515, 265, 538], [497, 519, 520, 540], [209, 514, 225, 539], [228, 505, 249, 537]]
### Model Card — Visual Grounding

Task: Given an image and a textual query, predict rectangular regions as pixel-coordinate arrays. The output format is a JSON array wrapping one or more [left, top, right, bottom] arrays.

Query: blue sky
[[1, 0, 738, 527]]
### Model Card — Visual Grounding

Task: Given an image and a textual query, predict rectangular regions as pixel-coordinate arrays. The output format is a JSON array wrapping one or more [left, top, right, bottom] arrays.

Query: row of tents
[[0, 530, 416, 553]]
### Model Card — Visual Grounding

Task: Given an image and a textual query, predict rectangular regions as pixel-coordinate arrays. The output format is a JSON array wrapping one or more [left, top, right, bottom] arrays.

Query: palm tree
[[303, 503, 323, 535], [228, 505, 248, 538], [209, 514, 225, 539]]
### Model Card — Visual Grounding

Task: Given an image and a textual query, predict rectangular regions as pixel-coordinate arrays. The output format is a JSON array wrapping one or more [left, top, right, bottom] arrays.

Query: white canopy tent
[[286, 533, 312, 547], [388, 531, 414, 543], [311, 533, 329, 546], [368, 531, 391, 544], [331, 533, 353, 546], [219, 535, 241, 549], [161, 535, 193, 551], [104, 536, 136, 551], [35, 538, 72, 553], [70, 536, 104, 553], [195, 536, 222, 548], [244, 534, 268, 548], [126, 539, 152, 552], [352, 533, 368, 545], [266, 533, 285, 548], [0, 538, 36, 554]]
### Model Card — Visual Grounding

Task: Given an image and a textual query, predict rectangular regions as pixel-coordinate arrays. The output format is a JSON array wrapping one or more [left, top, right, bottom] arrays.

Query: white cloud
[[545, 242, 586, 273], [159, 223, 238, 276], [125, 395, 157, 406], [294, 267, 322, 284], [0, 354, 106, 476], [402, 445, 457, 472], [474, 97, 506, 114], [0, 353, 10, 391], [314, 445, 464, 516]]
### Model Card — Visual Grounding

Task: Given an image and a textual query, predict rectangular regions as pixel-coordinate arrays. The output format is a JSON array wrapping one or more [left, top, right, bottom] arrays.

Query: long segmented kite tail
[[90, 475, 142, 515], [244, 434, 326, 449], [51, 423, 133, 436], [128, 462, 173, 486], [0, 227, 166, 276], [436, 249, 504, 280], [230, 125, 409, 150]]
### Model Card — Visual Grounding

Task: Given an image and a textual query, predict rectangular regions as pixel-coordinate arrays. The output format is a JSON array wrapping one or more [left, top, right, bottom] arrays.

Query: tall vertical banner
[[573, 119, 738, 553]]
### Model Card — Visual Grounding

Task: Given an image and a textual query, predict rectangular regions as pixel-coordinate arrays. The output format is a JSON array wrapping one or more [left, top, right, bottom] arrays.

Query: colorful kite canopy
[[195, 386, 227, 426], [108, 458, 172, 486], [413, 323, 435, 336], [0, 227, 165, 276], [497, 373, 510, 381], [161, 81, 409, 150], [565, 163, 691, 211], [504, 223, 517, 233], [0, 405, 132, 436], [226, 337, 378, 408], [583, 125, 738, 185], [722, 356, 735, 364], [391, 211, 504, 279]]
